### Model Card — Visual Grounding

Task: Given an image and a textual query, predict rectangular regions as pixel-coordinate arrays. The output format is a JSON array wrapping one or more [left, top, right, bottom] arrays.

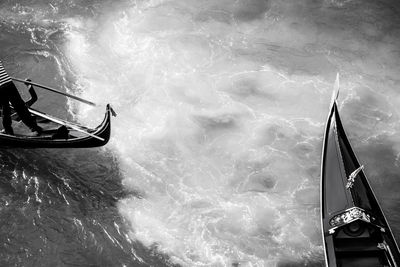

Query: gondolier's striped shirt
[[0, 61, 12, 87]]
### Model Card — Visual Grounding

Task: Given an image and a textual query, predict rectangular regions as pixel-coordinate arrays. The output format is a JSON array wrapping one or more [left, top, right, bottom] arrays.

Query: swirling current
[[1, 0, 400, 266]]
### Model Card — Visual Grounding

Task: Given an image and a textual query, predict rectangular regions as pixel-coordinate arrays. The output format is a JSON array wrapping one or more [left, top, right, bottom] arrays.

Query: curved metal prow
[[330, 73, 340, 106], [108, 104, 117, 117]]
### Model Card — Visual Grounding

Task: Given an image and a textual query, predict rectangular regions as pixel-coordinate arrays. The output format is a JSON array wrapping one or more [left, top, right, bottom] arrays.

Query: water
[[1, 0, 400, 266]]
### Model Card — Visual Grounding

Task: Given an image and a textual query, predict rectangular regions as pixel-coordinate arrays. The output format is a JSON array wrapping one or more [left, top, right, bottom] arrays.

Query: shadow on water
[[277, 260, 324, 267], [0, 148, 178, 267], [339, 88, 400, 245], [0, 7, 179, 265], [352, 140, 400, 243]]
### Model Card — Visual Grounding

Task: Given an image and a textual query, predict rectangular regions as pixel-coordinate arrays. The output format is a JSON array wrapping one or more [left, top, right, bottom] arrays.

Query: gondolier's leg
[[0, 94, 13, 134], [6, 82, 42, 134]]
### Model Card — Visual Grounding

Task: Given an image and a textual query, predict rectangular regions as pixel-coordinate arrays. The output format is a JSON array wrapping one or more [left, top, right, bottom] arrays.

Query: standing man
[[0, 60, 42, 136]]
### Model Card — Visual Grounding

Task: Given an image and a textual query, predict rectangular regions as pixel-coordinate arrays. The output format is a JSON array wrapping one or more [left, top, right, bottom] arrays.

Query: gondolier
[[0, 60, 42, 136], [0, 68, 114, 148]]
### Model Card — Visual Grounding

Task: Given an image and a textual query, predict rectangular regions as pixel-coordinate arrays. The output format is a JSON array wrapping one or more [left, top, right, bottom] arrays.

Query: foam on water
[[62, 0, 400, 266]]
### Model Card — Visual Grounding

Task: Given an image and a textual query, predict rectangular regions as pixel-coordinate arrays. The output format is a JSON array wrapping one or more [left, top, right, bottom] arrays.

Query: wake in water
[[67, 1, 332, 265], [66, 0, 400, 266], [2, 0, 400, 266]]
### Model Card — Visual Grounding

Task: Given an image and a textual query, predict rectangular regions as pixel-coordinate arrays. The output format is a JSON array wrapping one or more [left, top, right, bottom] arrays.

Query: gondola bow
[[321, 96, 400, 266]]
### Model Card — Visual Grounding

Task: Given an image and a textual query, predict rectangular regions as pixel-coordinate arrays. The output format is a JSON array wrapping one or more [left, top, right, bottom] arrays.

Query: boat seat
[[334, 238, 383, 252], [336, 253, 389, 267]]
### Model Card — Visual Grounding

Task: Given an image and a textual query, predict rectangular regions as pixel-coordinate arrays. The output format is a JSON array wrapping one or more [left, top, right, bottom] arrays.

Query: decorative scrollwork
[[329, 207, 373, 227], [346, 165, 364, 189]]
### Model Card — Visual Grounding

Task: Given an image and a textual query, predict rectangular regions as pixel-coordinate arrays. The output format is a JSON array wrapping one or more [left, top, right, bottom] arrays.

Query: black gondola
[[0, 104, 113, 148], [321, 82, 400, 266]]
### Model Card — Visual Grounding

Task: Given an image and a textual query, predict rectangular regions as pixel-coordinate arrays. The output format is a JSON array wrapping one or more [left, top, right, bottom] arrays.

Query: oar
[[11, 77, 97, 107], [28, 108, 105, 141]]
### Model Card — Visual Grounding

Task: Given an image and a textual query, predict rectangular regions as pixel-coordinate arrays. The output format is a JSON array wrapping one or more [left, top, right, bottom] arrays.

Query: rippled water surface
[[1, 0, 400, 266]]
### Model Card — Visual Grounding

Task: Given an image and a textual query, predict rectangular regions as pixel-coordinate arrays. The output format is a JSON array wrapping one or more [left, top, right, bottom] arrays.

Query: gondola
[[0, 104, 113, 148], [0, 81, 115, 148], [320, 76, 400, 266]]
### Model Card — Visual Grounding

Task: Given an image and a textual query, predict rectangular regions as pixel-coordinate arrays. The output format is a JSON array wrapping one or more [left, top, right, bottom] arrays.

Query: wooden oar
[[11, 77, 97, 107], [28, 108, 105, 141], [32, 109, 93, 131]]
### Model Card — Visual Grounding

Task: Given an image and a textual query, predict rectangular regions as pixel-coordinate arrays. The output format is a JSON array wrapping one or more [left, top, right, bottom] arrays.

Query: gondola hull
[[0, 105, 112, 148], [321, 99, 400, 266]]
